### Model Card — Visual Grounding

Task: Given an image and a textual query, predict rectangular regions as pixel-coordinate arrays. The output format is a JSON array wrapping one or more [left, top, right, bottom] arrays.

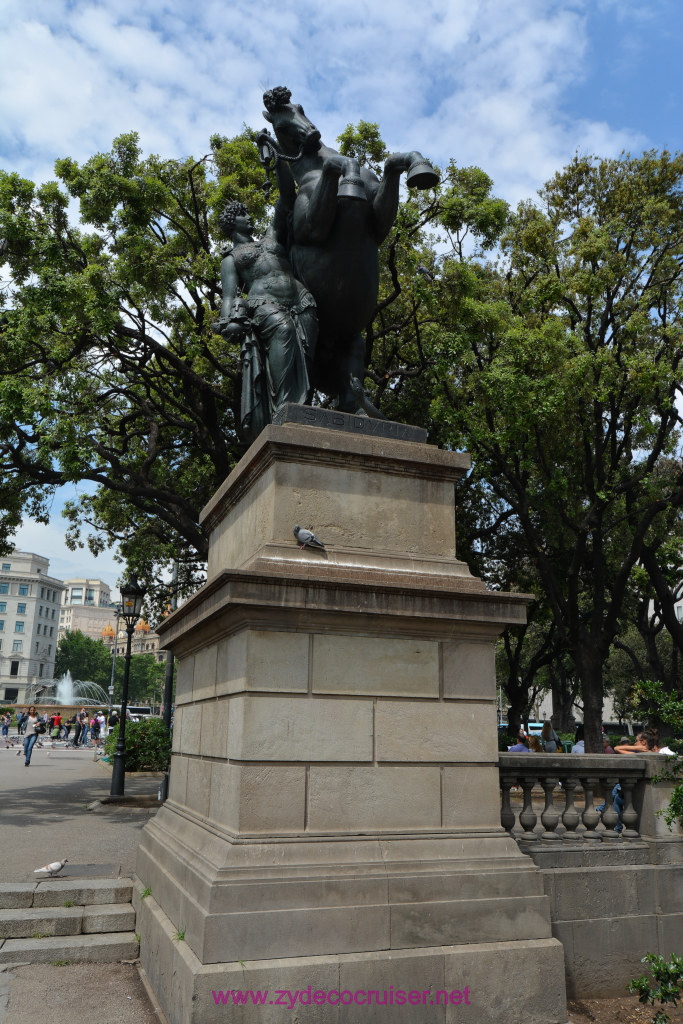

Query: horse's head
[[263, 86, 321, 157]]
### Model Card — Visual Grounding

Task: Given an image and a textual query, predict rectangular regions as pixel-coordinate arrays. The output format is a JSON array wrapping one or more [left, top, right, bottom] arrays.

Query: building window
[[47, 645, 51, 655], [17, 603, 26, 614], [0, 603, 5, 613], [85, 589, 95, 605], [1, 564, 10, 571], [52, 609, 56, 619], [35, 641, 39, 653], [39, 663, 44, 677], [0, 621, 3, 632], [15, 621, 24, 633], [38, 606, 42, 616], [40, 587, 45, 599], [50, 626, 54, 637], [37, 624, 41, 635], [10, 661, 19, 676], [3, 687, 18, 701], [12, 640, 22, 653], [0, 584, 8, 595], [70, 588, 83, 605], [18, 585, 28, 596]]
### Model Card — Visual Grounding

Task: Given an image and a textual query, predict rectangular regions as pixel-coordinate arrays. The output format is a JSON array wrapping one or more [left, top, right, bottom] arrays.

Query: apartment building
[[58, 578, 116, 642], [0, 551, 66, 704]]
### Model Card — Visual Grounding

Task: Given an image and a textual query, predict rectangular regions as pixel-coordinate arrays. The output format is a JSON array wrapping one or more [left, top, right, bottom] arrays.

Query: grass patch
[[141, 887, 151, 900]]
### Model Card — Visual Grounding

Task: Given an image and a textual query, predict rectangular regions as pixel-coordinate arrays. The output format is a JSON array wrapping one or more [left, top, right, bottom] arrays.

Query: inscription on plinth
[[272, 401, 428, 442]]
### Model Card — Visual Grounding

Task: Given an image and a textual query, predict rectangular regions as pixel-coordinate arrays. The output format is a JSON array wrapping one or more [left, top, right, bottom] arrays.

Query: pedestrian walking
[[71, 713, 82, 747], [23, 705, 42, 766]]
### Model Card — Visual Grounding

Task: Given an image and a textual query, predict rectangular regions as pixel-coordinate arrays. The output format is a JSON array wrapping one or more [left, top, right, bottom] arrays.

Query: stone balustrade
[[499, 753, 649, 843]]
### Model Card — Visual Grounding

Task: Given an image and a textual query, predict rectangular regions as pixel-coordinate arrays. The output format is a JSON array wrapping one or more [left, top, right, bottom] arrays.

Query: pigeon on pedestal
[[293, 525, 326, 550]]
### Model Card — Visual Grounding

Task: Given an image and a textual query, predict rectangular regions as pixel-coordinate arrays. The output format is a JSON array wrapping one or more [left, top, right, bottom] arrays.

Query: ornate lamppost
[[110, 575, 146, 797], [107, 602, 122, 719]]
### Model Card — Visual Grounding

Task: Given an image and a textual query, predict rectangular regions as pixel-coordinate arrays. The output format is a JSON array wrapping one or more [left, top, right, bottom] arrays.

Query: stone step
[[0, 903, 135, 938], [0, 878, 133, 910], [0, 931, 139, 964]]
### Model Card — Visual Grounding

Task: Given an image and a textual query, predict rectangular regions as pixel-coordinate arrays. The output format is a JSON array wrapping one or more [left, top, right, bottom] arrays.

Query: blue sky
[[1, 0, 681, 587]]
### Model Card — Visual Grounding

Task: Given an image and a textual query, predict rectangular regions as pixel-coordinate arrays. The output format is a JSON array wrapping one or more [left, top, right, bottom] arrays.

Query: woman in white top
[[23, 705, 41, 766]]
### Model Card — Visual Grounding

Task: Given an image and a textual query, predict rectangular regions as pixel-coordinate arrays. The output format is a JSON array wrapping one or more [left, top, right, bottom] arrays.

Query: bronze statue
[[215, 199, 317, 440], [256, 86, 439, 414]]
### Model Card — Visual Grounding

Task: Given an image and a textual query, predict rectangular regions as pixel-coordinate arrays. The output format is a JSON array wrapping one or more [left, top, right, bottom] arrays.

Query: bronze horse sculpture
[[257, 86, 439, 414]]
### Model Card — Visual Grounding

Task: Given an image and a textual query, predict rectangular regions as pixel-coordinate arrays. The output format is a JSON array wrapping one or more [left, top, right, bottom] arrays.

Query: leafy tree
[[54, 630, 113, 687], [431, 152, 683, 751], [0, 130, 265, 609], [115, 652, 167, 707]]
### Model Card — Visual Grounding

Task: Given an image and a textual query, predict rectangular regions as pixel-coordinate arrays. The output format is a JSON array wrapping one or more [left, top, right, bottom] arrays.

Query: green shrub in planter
[[104, 718, 171, 772], [498, 731, 515, 752]]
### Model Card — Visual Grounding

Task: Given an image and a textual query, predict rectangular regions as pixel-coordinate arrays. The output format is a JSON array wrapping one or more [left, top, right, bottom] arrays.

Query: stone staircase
[[0, 878, 138, 964]]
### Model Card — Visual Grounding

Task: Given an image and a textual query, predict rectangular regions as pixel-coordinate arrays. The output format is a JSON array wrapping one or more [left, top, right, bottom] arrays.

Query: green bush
[[104, 718, 171, 771], [629, 952, 683, 1023], [498, 731, 515, 751]]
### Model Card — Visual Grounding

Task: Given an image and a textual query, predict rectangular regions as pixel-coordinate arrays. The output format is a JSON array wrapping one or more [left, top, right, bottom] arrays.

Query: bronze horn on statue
[[406, 157, 440, 190]]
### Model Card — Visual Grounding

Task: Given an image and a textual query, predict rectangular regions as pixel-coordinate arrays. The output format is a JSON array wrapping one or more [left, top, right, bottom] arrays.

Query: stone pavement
[[0, 740, 165, 1023]]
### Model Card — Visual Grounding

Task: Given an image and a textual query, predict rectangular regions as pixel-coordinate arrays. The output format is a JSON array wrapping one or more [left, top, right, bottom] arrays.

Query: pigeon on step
[[34, 858, 68, 876]]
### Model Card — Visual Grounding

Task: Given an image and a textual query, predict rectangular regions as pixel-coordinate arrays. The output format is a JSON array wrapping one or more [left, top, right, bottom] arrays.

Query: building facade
[[0, 551, 66, 704], [58, 578, 116, 642]]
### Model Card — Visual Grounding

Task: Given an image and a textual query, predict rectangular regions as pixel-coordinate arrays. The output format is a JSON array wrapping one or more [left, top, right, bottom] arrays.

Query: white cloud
[[1, 0, 651, 203]]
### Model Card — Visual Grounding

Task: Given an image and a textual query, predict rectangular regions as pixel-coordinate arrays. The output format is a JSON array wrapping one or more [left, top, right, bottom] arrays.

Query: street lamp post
[[108, 603, 122, 718], [110, 576, 146, 797]]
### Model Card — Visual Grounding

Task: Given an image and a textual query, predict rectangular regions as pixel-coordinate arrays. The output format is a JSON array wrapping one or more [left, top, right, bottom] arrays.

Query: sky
[[1, 0, 682, 588]]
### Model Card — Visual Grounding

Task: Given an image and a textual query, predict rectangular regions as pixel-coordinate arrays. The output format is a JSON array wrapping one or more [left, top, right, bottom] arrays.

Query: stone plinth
[[135, 420, 567, 1023]]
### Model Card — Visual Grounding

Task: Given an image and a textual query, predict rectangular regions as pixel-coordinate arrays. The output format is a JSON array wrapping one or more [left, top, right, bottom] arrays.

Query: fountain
[[25, 672, 110, 707]]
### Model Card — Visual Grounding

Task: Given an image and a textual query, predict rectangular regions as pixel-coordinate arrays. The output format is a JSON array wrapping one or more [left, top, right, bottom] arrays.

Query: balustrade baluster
[[601, 776, 621, 840], [619, 777, 640, 839], [540, 777, 561, 840], [580, 777, 602, 842], [518, 777, 539, 843], [500, 774, 517, 833], [561, 777, 582, 840]]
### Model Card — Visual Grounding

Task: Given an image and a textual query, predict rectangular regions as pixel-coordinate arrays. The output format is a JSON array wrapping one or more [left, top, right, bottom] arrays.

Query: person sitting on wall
[[571, 724, 585, 753], [615, 730, 675, 755], [508, 734, 530, 753]]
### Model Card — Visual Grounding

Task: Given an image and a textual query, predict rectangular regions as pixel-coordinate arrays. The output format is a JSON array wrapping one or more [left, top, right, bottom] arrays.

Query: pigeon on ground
[[293, 525, 325, 550], [34, 859, 68, 876]]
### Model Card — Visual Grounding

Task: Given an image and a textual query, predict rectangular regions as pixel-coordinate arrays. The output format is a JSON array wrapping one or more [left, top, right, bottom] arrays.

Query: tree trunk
[[550, 665, 579, 733], [577, 648, 605, 753]]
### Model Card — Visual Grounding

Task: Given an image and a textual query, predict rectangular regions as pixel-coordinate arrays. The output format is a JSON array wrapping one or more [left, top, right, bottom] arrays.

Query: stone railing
[[499, 753, 650, 843]]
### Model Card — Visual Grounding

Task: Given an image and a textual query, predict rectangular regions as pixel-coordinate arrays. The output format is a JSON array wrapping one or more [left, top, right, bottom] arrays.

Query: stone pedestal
[[135, 420, 567, 1023]]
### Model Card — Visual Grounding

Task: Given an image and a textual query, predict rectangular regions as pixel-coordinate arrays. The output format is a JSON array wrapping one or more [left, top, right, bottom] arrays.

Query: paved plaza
[[0, 741, 163, 1023]]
